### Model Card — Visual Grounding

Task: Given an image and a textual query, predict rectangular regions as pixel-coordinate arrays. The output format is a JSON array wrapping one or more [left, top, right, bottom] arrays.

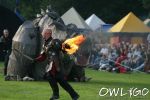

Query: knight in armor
[[34, 27, 79, 100]]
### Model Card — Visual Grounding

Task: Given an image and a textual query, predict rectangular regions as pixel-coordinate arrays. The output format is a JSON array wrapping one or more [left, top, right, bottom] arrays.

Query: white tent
[[144, 18, 150, 27], [85, 14, 105, 31], [61, 7, 90, 29]]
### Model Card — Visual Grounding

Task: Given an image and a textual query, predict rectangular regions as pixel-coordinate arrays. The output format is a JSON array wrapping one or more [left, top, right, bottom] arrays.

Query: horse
[[7, 8, 67, 80], [7, 7, 92, 81]]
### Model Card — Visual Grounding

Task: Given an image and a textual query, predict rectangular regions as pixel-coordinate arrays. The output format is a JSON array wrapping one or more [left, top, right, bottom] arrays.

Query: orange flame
[[62, 35, 86, 54]]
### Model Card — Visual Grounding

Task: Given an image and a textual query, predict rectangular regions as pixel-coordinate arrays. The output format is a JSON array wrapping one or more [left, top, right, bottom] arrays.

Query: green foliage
[[0, 0, 149, 23], [143, 0, 150, 10], [142, 0, 150, 17], [0, 0, 16, 10], [18, 0, 41, 19], [71, 0, 148, 23]]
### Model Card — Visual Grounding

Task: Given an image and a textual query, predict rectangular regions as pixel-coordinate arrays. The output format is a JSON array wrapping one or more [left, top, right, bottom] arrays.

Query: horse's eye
[[29, 32, 35, 39]]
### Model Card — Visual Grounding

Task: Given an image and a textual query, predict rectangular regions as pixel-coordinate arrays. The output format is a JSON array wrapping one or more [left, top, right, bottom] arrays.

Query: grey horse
[[6, 6, 92, 81], [7, 7, 67, 80]]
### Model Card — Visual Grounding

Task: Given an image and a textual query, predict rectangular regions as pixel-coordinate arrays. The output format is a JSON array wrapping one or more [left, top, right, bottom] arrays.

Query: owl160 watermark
[[99, 87, 149, 97]]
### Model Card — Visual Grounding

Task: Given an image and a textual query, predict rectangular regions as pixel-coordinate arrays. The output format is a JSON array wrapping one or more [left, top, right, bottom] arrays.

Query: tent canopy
[[85, 14, 105, 31], [109, 12, 150, 33], [61, 7, 90, 29]]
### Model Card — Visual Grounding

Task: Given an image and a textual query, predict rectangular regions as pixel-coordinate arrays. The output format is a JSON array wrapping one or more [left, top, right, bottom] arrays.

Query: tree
[[142, 0, 150, 17], [0, 0, 15, 9], [0, 0, 149, 22], [143, 0, 150, 10]]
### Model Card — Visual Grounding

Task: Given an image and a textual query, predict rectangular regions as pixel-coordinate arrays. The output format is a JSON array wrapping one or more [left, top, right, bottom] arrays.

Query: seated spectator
[[145, 49, 150, 73], [100, 44, 109, 55], [114, 50, 128, 73], [133, 46, 147, 71], [98, 54, 110, 71]]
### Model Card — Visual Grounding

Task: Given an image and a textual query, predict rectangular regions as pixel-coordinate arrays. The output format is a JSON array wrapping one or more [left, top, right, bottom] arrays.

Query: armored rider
[[35, 25, 79, 100]]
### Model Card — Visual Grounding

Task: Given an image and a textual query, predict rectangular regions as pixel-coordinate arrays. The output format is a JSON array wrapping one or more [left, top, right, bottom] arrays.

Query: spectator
[[89, 40, 149, 73], [133, 45, 148, 71], [100, 44, 109, 56], [0, 29, 12, 75], [145, 49, 150, 73], [98, 54, 110, 70], [147, 33, 150, 49]]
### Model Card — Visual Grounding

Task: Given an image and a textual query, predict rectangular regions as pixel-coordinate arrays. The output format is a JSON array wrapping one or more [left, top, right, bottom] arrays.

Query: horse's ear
[[41, 9, 45, 16], [46, 5, 52, 12]]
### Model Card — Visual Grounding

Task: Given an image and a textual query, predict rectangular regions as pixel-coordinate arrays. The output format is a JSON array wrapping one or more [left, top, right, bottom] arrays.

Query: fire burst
[[62, 35, 86, 54]]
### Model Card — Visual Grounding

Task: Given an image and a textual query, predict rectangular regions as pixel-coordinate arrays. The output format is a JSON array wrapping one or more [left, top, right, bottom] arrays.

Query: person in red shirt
[[115, 49, 128, 73]]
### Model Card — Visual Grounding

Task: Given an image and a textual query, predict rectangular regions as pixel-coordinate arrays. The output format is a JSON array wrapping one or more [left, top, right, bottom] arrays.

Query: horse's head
[[38, 10, 67, 41]]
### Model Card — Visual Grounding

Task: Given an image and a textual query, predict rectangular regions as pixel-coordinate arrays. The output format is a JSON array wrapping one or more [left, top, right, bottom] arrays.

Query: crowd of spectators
[[89, 41, 150, 73]]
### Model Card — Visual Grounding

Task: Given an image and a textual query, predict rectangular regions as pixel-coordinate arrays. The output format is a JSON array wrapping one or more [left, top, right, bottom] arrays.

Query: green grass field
[[0, 62, 150, 100]]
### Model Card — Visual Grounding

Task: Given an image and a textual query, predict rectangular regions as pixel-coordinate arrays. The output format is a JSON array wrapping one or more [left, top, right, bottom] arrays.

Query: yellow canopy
[[109, 12, 150, 33]]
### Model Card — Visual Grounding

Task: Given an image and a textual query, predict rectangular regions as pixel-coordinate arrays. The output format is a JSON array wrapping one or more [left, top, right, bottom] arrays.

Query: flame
[[62, 35, 86, 54]]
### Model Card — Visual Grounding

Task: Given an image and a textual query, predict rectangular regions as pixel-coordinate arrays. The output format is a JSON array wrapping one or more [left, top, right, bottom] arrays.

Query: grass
[[0, 61, 3, 74], [0, 62, 150, 100], [0, 62, 3, 66]]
